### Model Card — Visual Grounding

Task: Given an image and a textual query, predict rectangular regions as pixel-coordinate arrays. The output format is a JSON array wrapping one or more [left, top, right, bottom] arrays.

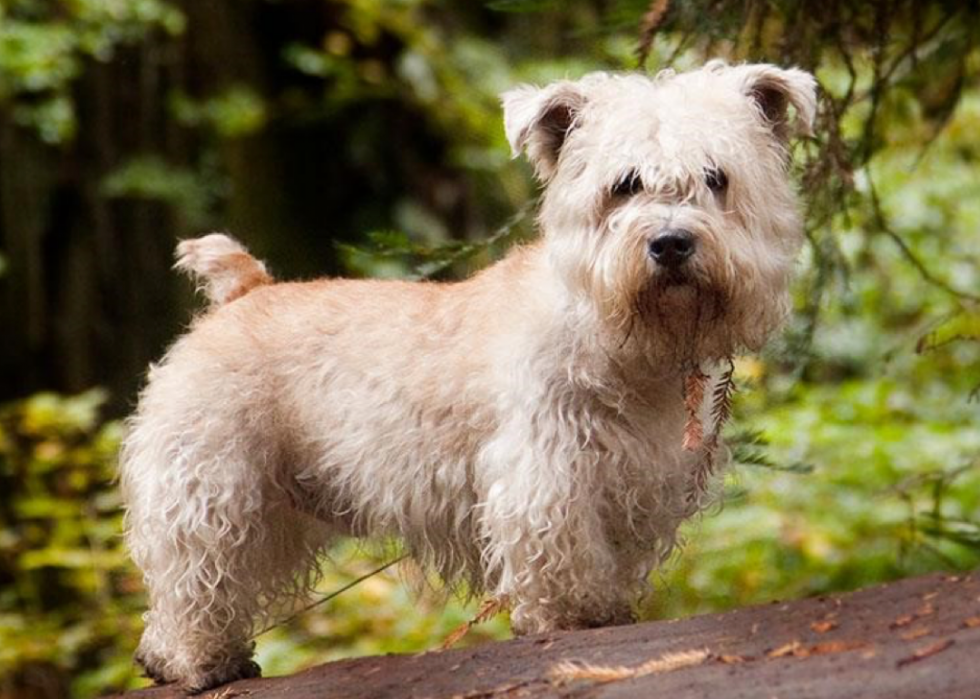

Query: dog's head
[[503, 61, 816, 364]]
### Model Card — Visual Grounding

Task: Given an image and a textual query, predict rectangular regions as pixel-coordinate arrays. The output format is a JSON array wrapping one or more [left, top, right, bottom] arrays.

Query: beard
[[633, 272, 737, 368]]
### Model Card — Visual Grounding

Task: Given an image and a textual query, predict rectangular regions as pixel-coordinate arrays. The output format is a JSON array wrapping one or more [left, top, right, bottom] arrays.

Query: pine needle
[[685, 359, 736, 504], [550, 647, 709, 685], [251, 554, 407, 639], [704, 359, 736, 452], [439, 597, 507, 650], [683, 368, 709, 451]]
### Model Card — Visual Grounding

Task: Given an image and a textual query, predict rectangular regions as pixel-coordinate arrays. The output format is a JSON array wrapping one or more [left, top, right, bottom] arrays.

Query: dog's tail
[[174, 233, 273, 306]]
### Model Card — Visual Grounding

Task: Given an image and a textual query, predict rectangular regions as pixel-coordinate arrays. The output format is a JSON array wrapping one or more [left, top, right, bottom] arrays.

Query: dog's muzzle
[[648, 229, 696, 268]]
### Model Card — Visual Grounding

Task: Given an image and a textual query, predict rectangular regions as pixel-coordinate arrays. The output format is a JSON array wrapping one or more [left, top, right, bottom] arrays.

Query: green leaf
[[101, 156, 213, 227], [486, 0, 558, 12], [917, 310, 980, 353]]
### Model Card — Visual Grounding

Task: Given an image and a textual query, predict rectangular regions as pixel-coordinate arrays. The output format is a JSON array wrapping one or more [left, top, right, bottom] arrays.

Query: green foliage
[[0, 391, 141, 696], [253, 543, 511, 675], [0, 0, 184, 143], [486, 0, 559, 12], [340, 202, 534, 279], [170, 87, 268, 138], [657, 372, 980, 618], [100, 156, 217, 228]]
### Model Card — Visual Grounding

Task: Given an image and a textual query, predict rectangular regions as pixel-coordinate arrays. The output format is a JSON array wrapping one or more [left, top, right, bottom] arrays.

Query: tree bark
[[113, 570, 980, 698]]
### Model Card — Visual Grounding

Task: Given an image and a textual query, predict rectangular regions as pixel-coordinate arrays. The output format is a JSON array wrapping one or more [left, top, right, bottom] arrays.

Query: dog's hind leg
[[121, 375, 328, 691]]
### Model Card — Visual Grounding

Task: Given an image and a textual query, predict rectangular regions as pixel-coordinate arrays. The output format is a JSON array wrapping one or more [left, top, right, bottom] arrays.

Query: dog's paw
[[511, 602, 636, 635], [575, 605, 637, 629], [184, 658, 261, 695], [135, 649, 175, 686]]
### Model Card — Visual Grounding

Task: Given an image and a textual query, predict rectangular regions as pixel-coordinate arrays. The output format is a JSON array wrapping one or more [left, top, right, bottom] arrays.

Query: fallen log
[[115, 570, 980, 698]]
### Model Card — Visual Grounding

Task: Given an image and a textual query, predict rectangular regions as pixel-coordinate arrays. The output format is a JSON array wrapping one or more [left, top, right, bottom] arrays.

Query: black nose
[[649, 229, 696, 267]]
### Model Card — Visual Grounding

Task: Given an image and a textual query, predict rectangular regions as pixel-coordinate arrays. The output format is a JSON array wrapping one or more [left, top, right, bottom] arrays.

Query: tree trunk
[[112, 570, 980, 698]]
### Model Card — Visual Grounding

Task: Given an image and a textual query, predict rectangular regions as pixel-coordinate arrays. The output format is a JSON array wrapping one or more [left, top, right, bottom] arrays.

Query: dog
[[121, 60, 816, 691]]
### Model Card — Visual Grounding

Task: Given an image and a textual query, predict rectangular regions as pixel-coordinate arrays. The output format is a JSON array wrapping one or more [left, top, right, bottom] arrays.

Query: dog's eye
[[611, 171, 644, 198], [705, 168, 728, 194]]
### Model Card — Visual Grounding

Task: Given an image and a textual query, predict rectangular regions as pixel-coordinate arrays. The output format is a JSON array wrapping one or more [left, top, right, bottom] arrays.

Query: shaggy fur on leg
[[121, 60, 816, 691]]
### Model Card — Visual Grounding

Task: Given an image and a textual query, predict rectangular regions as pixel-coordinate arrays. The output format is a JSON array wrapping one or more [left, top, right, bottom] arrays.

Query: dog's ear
[[736, 64, 817, 141], [501, 81, 587, 181]]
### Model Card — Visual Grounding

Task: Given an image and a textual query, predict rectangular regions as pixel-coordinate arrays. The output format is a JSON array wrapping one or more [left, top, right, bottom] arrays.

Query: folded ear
[[735, 64, 817, 141], [501, 80, 587, 181]]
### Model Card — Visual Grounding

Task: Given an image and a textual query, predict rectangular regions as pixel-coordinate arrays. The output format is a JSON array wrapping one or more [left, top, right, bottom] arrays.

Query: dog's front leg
[[478, 425, 635, 635]]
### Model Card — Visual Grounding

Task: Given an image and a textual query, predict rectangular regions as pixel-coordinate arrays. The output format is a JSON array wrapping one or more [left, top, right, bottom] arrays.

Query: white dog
[[121, 60, 816, 691]]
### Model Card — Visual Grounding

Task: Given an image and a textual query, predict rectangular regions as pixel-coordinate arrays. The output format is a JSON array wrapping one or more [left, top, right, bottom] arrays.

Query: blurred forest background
[[1, 0, 979, 696]]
